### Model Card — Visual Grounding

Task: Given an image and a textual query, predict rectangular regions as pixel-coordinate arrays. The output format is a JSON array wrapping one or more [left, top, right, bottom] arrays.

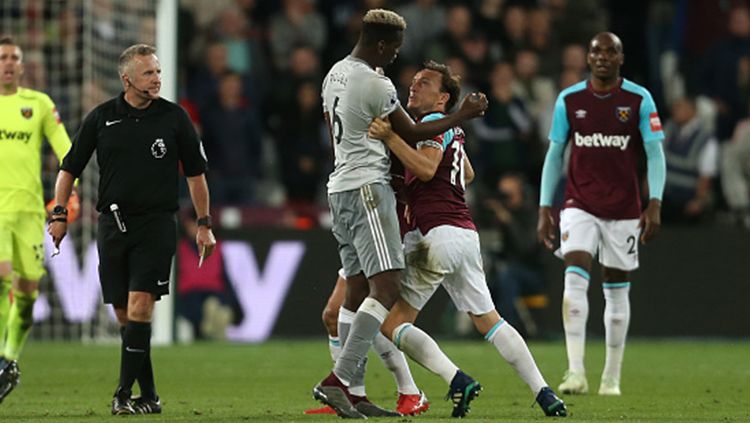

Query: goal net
[[0, 0, 157, 342]]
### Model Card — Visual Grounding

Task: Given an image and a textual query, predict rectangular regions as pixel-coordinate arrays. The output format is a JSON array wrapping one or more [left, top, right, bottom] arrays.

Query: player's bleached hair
[[363, 9, 406, 29], [422, 60, 461, 112], [361, 9, 406, 46], [118, 44, 157, 76]]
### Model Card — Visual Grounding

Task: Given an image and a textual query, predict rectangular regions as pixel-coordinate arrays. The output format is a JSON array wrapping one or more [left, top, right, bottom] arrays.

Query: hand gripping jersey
[[405, 112, 476, 234], [549, 78, 664, 219]]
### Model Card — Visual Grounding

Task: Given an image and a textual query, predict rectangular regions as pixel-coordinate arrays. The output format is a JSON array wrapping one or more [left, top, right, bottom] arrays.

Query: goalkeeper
[[0, 37, 73, 402]]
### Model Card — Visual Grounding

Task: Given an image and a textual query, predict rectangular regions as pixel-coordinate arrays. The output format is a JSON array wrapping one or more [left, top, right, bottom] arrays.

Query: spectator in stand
[[187, 42, 261, 113], [201, 72, 263, 205], [395, 0, 445, 64], [498, 5, 528, 62], [424, 4, 472, 64], [213, 6, 267, 79], [721, 107, 750, 230], [561, 43, 588, 78], [662, 96, 719, 222], [527, 6, 561, 77], [277, 80, 328, 208], [459, 31, 495, 91], [513, 49, 557, 140], [484, 173, 548, 338], [267, 44, 321, 134], [269, 0, 327, 70], [472, 62, 534, 191], [475, 0, 504, 42], [699, 5, 750, 142]]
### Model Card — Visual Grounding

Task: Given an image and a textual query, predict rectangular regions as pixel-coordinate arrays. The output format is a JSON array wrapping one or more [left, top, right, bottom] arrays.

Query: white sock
[[563, 267, 590, 373], [602, 282, 631, 381], [337, 306, 356, 348], [392, 323, 458, 384], [486, 319, 547, 394], [328, 335, 341, 364], [373, 332, 420, 395]]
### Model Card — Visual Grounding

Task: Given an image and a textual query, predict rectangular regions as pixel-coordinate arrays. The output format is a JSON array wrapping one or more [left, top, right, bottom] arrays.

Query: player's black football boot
[[445, 370, 482, 418], [0, 360, 20, 404], [536, 386, 568, 417]]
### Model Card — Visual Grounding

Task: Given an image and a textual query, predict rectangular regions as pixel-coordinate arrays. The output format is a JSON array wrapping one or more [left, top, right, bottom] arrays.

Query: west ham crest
[[616, 106, 631, 123], [21, 107, 32, 119]]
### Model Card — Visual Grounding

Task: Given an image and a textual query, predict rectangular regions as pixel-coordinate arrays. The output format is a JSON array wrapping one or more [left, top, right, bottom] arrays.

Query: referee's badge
[[151, 138, 167, 159], [20, 107, 33, 119], [616, 106, 631, 123]]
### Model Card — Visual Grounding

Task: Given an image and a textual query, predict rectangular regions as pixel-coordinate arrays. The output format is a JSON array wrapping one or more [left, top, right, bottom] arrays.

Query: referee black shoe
[[111, 388, 135, 415], [132, 395, 162, 414], [0, 360, 20, 404]]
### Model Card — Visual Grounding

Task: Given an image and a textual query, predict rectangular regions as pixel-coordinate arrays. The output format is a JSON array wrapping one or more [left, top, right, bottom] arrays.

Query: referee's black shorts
[[97, 211, 177, 306]]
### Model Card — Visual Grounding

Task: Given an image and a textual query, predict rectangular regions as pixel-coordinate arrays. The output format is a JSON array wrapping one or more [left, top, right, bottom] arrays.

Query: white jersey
[[322, 55, 400, 193]]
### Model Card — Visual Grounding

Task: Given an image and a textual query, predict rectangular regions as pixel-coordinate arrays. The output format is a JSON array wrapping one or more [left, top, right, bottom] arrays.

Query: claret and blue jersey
[[405, 112, 475, 234], [549, 78, 664, 219]]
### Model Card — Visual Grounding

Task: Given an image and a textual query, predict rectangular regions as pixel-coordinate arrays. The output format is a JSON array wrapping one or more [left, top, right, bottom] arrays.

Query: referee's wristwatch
[[197, 215, 212, 229], [52, 205, 68, 216], [50, 205, 68, 223]]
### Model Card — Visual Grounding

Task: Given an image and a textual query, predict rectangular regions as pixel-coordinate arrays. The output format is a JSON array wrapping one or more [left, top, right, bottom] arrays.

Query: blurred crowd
[[5, 0, 750, 231], [174, 0, 750, 233]]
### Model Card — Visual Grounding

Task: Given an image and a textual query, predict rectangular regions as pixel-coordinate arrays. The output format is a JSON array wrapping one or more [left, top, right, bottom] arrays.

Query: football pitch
[[0, 339, 747, 422]]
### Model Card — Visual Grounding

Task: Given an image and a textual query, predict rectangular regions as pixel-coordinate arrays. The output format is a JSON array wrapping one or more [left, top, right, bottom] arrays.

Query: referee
[[47, 44, 216, 415]]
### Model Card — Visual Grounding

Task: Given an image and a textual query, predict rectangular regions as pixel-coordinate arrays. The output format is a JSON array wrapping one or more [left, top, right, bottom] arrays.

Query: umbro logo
[[157, 279, 169, 286], [125, 347, 145, 353], [105, 119, 122, 127], [575, 109, 587, 119]]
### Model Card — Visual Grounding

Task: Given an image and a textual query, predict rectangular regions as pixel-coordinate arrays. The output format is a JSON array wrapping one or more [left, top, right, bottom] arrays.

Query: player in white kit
[[312, 9, 488, 419]]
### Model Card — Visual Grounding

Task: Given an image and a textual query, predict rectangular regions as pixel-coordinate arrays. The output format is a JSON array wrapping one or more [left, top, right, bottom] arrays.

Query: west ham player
[[0, 37, 72, 402], [369, 61, 567, 418], [313, 9, 487, 419], [537, 32, 666, 396]]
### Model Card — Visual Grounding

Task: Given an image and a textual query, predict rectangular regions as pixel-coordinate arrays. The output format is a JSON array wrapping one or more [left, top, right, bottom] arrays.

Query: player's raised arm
[[388, 92, 487, 144]]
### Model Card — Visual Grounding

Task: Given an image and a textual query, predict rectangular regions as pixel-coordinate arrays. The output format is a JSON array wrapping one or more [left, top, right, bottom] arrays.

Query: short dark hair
[[422, 60, 461, 112], [361, 9, 406, 46], [0, 36, 16, 46]]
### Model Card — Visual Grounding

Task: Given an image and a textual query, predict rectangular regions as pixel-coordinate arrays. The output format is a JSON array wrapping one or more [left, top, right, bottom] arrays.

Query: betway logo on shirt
[[574, 132, 630, 151], [0, 129, 33, 143]]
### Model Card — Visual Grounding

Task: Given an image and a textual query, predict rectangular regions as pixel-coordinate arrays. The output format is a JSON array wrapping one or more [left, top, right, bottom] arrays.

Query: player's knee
[[128, 299, 154, 321], [114, 307, 128, 326], [322, 306, 338, 335]]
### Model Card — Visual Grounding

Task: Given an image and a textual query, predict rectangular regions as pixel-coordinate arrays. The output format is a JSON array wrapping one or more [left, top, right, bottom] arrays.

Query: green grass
[[0, 340, 748, 422]]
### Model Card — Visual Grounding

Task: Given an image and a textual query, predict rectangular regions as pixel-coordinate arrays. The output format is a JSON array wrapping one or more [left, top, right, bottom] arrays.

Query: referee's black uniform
[[61, 93, 207, 305]]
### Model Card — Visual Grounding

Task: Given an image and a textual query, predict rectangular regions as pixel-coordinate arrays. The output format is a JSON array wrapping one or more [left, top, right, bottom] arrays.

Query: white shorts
[[559, 208, 640, 271], [400, 225, 495, 315]]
